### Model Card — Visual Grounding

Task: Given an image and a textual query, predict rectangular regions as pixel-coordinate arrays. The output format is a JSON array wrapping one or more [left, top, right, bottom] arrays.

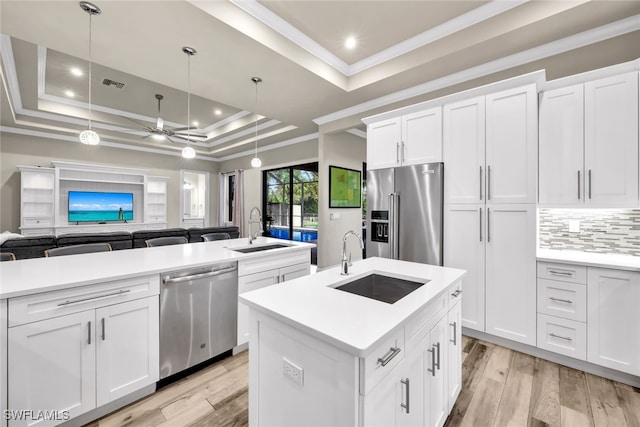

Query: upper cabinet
[[443, 84, 538, 204], [367, 106, 442, 170], [539, 71, 639, 206]]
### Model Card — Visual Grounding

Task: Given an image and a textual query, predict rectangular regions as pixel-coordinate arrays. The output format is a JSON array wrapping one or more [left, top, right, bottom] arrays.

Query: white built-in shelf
[[58, 177, 145, 185]]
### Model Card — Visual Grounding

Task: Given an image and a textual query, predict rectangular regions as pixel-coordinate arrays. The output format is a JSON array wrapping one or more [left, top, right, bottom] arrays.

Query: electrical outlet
[[569, 220, 580, 233], [283, 357, 304, 387], [330, 212, 340, 220]]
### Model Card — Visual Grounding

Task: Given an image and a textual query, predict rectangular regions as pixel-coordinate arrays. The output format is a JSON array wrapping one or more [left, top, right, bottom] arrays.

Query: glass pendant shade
[[79, 129, 100, 145], [251, 157, 262, 168], [181, 146, 196, 159]]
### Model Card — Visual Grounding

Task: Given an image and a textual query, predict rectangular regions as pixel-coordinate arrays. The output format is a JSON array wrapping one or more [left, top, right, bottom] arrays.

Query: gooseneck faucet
[[248, 206, 263, 244], [341, 230, 364, 275]]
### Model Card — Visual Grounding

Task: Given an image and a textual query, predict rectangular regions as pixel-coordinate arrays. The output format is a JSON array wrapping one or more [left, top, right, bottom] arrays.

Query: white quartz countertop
[[537, 248, 640, 271], [239, 257, 466, 358], [0, 237, 313, 299]]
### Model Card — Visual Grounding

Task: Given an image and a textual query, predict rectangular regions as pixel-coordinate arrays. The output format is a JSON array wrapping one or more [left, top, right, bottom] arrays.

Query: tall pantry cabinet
[[443, 84, 537, 345]]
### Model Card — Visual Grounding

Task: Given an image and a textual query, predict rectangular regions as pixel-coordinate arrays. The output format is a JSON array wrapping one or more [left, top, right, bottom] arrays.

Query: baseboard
[[233, 342, 249, 355], [462, 327, 640, 388]]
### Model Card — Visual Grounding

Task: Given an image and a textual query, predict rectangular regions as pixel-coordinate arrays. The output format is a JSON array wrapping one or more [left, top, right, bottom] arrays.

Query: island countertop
[[239, 257, 466, 358], [0, 237, 313, 300]]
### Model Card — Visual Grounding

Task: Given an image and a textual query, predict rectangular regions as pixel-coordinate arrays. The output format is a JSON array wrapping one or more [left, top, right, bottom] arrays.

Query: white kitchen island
[[240, 257, 466, 427]]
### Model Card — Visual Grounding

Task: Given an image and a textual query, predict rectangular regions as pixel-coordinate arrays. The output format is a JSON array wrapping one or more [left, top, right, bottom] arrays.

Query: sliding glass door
[[263, 162, 318, 242]]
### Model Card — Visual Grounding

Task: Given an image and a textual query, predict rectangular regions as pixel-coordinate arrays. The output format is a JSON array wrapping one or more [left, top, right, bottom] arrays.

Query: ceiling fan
[[124, 94, 208, 143]]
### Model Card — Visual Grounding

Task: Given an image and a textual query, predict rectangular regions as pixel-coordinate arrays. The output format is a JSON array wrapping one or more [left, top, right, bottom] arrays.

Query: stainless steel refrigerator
[[366, 162, 443, 265]]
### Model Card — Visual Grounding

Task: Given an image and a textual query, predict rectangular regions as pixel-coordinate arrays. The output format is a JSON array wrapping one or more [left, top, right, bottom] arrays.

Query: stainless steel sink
[[334, 273, 427, 304], [232, 244, 291, 253]]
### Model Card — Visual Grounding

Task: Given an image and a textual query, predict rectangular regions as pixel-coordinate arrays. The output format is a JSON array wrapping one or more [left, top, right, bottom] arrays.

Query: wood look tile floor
[[88, 337, 640, 427]]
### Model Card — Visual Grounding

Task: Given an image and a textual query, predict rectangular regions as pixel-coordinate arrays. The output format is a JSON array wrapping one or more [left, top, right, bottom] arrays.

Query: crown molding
[[208, 119, 282, 147], [314, 14, 640, 126]]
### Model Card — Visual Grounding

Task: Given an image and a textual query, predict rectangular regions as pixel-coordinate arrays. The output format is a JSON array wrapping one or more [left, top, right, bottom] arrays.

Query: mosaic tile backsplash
[[538, 209, 640, 256]]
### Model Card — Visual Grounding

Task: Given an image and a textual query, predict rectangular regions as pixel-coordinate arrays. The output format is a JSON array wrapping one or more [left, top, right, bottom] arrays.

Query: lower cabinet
[[237, 258, 310, 346], [7, 276, 160, 427], [446, 301, 462, 411]]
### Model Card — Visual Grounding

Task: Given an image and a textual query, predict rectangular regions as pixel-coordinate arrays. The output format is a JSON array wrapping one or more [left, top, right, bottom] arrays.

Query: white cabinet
[[444, 85, 537, 205], [447, 301, 462, 412], [18, 166, 55, 236], [425, 315, 448, 427], [145, 176, 168, 224], [237, 253, 311, 346], [444, 205, 485, 331], [539, 72, 639, 205], [7, 276, 159, 427], [485, 205, 536, 345], [367, 107, 442, 170], [587, 267, 640, 375]]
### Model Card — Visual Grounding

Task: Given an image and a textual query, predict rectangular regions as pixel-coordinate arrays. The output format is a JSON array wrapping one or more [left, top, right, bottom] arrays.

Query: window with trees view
[[262, 162, 318, 242]]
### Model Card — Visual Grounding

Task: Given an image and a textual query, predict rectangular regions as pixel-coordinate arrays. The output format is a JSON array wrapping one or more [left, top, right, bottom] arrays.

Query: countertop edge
[[536, 249, 640, 272]]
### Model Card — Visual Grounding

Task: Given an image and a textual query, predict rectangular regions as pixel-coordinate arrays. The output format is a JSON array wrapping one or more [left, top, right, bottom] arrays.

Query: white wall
[[317, 132, 366, 269], [0, 132, 219, 232], [219, 139, 318, 237]]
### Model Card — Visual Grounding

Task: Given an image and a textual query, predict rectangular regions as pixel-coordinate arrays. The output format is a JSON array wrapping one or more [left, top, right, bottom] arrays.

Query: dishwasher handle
[[163, 266, 237, 285]]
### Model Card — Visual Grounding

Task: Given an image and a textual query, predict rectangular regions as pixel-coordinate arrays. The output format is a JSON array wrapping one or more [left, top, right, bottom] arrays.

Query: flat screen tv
[[68, 191, 133, 223]]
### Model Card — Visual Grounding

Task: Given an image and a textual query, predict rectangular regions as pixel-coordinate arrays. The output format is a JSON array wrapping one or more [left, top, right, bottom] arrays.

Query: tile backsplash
[[538, 209, 640, 256]]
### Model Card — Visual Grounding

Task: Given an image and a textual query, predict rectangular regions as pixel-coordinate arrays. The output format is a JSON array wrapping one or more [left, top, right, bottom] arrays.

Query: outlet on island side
[[283, 357, 304, 387]]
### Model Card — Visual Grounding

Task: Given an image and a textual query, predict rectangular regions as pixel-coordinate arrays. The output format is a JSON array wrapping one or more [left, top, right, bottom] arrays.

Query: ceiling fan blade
[[119, 115, 149, 129], [171, 127, 191, 132], [141, 134, 153, 139], [173, 130, 207, 139]]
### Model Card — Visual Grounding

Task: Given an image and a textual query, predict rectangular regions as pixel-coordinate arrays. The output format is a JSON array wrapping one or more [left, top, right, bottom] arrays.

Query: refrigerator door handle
[[389, 192, 400, 259], [388, 193, 395, 259]]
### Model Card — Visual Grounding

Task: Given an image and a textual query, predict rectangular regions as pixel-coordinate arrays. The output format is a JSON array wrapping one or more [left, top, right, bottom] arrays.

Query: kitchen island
[[240, 257, 466, 427]]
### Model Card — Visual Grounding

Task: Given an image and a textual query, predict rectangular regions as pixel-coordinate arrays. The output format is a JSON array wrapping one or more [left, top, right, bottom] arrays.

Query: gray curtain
[[233, 169, 244, 236]]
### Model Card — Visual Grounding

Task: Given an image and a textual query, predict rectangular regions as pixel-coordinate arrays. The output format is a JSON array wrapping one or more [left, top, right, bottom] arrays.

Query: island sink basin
[[334, 273, 428, 304], [232, 244, 291, 253]]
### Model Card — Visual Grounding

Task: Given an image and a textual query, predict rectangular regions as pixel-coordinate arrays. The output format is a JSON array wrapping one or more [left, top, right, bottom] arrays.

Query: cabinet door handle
[[401, 378, 410, 413], [588, 169, 592, 199], [548, 269, 573, 276], [101, 318, 106, 341], [451, 289, 462, 298], [396, 143, 400, 163], [450, 321, 457, 345], [88, 321, 92, 345], [402, 142, 406, 163], [487, 208, 491, 243], [435, 342, 441, 370], [549, 297, 573, 304], [479, 208, 482, 242], [487, 165, 491, 201], [550, 333, 572, 341], [427, 347, 436, 376], [577, 170, 581, 200], [479, 166, 483, 201], [377, 346, 401, 367]]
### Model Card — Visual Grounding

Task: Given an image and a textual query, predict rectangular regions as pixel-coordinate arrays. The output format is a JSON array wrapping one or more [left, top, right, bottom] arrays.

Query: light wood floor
[[88, 337, 640, 427]]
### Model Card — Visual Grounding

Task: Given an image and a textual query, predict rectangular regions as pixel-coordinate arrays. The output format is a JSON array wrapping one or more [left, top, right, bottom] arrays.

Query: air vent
[[102, 78, 125, 89]]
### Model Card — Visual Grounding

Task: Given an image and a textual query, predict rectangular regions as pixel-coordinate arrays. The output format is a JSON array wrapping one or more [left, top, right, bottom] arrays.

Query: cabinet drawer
[[238, 250, 310, 276], [8, 275, 160, 327], [537, 279, 586, 322], [537, 262, 586, 284], [537, 314, 586, 360], [360, 328, 405, 395], [23, 218, 53, 227], [405, 291, 447, 348]]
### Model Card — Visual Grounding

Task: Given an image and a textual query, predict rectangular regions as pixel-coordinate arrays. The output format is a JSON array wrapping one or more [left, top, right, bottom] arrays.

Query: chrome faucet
[[248, 206, 263, 244], [341, 230, 364, 275]]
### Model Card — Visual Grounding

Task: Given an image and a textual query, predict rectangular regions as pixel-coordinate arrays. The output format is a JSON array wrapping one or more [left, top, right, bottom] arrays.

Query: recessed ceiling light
[[65, 90, 75, 98], [152, 134, 165, 141], [70, 67, 83, 77], [345, 36, 357, 49], [192, 121, 199, 127], [214, 109, 222, 116]]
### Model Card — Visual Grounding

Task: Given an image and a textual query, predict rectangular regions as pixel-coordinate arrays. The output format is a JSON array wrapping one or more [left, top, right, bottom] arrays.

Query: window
[[221, 172, 236, 226], [262, 162, 318, 242]]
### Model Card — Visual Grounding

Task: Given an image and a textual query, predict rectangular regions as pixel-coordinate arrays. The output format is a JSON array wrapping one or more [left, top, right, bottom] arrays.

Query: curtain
[[218, 172, 225, 226], [233, 169, 244, 236]]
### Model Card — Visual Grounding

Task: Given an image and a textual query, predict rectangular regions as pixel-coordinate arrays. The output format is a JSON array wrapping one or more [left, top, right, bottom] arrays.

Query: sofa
[[0, 226, 241, 260]]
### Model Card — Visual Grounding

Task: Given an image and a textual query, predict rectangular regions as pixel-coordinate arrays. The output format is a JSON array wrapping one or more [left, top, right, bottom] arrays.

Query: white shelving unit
[[145, 176, 168, 225], [18, 166, 56, 236]]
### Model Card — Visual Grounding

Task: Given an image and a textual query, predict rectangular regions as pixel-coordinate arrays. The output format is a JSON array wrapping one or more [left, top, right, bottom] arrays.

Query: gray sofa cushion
[[132, 228, 189, 248], [188, 226, 240, 243], [0, 236, 57, 260], [56, 232, 133, 251]]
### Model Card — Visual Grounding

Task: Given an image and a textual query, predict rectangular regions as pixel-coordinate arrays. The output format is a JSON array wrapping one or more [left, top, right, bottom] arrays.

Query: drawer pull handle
[[548, 270, 573, 276], [400, 378, 410, 413], [451, 289, 463, 298], [377, 346, 401, 367], [58, 289, 131, 306], [450, 321, 457, 345], [88, 321, 92, 345], [101, 318, 106, 341], [549, 297, 573, 304], [550, 333, 572, 341]]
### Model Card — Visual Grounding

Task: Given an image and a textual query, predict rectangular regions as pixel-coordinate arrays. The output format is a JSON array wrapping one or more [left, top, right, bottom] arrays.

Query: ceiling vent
[[102, 78, 125, 89]]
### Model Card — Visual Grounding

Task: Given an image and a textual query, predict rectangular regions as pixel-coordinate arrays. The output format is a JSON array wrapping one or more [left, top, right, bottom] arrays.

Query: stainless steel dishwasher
[[159, 261, 238, 379]]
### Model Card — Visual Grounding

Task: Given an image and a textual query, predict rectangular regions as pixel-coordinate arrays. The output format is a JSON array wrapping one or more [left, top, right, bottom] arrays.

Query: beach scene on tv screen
[[68, 192, 133, 222]]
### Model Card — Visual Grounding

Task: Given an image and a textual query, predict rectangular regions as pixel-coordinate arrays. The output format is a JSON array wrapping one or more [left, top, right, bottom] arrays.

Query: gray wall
[[317, 132, 366, 268], [0, 132, 219, 232]]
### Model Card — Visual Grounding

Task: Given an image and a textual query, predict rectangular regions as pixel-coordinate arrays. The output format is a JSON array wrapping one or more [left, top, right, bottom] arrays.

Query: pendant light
[[181, 46, 197, 159], [251, 77, 262, 168], [78, 1, 101, 145]]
